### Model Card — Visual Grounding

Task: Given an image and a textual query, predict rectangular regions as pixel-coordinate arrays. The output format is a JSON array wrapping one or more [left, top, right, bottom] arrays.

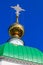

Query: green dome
[[0, 42, 43, 64]]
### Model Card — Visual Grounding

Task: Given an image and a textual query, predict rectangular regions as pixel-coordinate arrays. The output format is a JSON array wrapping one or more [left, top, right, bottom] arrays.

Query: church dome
[[0, 43, 43, 65], [9, 22, 24, 38]]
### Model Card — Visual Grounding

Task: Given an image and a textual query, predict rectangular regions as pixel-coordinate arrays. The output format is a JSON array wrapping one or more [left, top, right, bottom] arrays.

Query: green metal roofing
[[0, 42, 43, 64]]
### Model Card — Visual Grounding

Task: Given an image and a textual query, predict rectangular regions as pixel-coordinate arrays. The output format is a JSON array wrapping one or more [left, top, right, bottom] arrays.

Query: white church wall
[[0, 59, 41, 65], [0, 58, 41, 65], [0, 60, 1, 65], [2, 60, 23, 65], [1, 60, 40, 65]]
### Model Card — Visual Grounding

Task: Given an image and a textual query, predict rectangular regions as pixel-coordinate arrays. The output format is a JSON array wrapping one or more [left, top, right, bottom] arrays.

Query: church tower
[[0, 4, 43, 65]]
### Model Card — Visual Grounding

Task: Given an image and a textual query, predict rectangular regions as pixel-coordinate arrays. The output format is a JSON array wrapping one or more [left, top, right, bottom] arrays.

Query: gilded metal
[[9, 22, 24, 38]]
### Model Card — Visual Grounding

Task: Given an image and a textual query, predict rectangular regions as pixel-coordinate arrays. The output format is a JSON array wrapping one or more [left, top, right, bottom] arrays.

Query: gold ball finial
[[9, 22, 24, 38], [9, 4, 25, 39]]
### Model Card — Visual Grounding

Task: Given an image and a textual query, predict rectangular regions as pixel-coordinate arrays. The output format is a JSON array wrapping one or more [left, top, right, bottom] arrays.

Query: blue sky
[[0, 0, 43, 52]]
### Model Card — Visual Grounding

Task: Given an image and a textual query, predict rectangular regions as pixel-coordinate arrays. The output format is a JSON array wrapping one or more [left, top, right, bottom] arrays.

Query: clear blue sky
[[0, 0, 43, 52]]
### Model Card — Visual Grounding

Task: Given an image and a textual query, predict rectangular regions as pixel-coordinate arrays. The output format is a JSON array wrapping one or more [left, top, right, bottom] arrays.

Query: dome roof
[[0, 43, 43, 65]]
